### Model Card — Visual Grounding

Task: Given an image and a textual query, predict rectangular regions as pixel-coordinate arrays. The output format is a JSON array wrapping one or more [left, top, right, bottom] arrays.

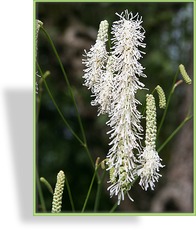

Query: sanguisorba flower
[[82, 20, 109, 93], [82, 10, 148, 204], [91, 55, 116, 115], [137, 94, 164, 191], [51, 170, 65, 213], [155, 85, 166, 109], [179, 64, 192, 84], [106, 10, 146, 204]]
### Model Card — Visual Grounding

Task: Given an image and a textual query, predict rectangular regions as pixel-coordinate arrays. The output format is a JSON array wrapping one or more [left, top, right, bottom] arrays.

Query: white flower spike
[[82, 10, 163, 205], [82, 20, 109, 92], [138, 94, 164, 191], [106, 10, 146, 204]]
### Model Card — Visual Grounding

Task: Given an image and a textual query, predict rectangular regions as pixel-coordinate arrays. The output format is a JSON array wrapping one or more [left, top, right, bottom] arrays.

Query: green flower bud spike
[[179, 64, 192, 84], [145, 94, 157, 150], [155, 85, 166, 109], [97, 20, 109, 42], [51, 170, 65, 213]]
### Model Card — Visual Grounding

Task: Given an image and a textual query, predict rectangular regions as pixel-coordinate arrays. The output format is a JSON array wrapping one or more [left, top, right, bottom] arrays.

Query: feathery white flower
[[106, 10, 146, 204], [138, 147, 163, 191], [82, 10, 149, 205], [138, 94, 164, 191], [91, 55, 115, 115], [82, 20, 109, 92]]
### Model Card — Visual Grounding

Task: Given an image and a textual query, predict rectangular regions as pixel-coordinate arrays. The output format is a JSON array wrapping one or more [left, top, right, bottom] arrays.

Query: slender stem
[[37, 63, 84, 146], [157, 69, 179, 137], [40, 26, 94, 168], [36, 170, 47, 212], [40, 177, 53, 195], [36, 71, 50, 122], [84, 145, 94, 170], [64, 174, 75, 212], [36, 73, 42, 122], [158, 115, 192, 153], [40, 27, 86, 143], [81, 170, 97, 213], [109, 202, 118, 213], [94, 170, 106, 212]]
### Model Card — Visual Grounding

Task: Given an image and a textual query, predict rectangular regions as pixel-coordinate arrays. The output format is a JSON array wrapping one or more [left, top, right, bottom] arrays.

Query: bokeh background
[[35, 1, 193, 213]]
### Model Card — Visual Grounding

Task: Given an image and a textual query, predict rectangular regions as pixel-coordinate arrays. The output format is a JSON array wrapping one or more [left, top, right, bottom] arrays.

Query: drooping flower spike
[[179, 64, 192, 85], [155, 85, 166, 109]]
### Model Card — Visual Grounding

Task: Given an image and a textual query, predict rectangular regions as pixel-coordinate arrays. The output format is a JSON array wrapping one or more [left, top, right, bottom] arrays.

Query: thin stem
[[94, 169, 106, 212], [64, 174, 75, 212], [36, 170, 47, 212], [81, 170, 97, 213], [36, 73, 42, 122], [157, 69, 179, 137], [40, 27, 86, 143], [37, 63, 84, 146], [158, 114, 192, 153], [84, 145, 94, 171], [40, 177, 53, 195], [40, 26, 94, 168], [36, 71, 50, 122], [109, 202, 118, 213]]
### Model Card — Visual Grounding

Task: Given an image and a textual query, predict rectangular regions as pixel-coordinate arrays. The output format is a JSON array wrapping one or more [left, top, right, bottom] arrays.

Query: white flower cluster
[[82, 20, 109, 92], [82, 10, 163, 205], [137, 94, 164, 191]]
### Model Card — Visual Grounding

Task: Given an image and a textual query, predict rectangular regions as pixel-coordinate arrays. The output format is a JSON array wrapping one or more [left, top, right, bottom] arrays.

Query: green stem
[[157, 69, 179, 137], [64, 174, 75, 212], [36, 73, 42, 122], [109, 202, 118, 213], [36, 71, 50, 122], [40, 177, 53, 195], [94, 170, 106, 212], [81, 170, 97, 213], [37, 63, 84, 146], [40, 26, 94, 168], [158, 115, 192, 153], [36, 170, 47, 212]]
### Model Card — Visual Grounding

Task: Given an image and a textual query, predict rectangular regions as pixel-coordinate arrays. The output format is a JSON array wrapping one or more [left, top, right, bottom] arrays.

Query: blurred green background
[[35, 1, 193, 213]]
